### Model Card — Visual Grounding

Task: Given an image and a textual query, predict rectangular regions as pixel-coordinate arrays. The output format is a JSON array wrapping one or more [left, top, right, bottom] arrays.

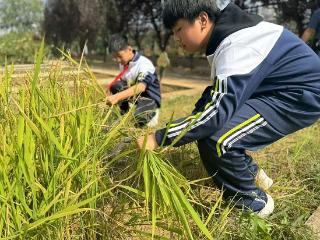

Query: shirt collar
[[131, 50, 140, 63], [206, 3, 263, 56]]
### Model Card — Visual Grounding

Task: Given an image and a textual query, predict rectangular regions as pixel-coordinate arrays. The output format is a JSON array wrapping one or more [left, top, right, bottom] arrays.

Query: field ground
[[3, 59, 320, 239], [92, 60, 320, 239], [157, 92, 320, 239]]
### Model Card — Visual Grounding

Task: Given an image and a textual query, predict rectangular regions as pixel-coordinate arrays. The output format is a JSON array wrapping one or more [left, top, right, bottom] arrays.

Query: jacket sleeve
[[308, 10, 320, 30], [135, 58, 157, 87], [155, 45, 270, 147], [136, 72, 157, 87]]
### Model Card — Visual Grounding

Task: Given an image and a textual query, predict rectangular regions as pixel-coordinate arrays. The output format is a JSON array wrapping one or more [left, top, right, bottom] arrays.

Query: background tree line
[[0, 0, 319, 63], [43, 0, 171, 57]]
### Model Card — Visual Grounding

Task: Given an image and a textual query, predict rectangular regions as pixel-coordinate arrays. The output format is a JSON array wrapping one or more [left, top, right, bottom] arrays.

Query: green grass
[[1, 42, 320, 239], [0, 44, 231, 239], [157, 94, 320, 240]]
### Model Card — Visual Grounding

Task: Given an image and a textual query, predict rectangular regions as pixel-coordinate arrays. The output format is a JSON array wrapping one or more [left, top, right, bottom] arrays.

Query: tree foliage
[[0, 0, 43, 32], [246, 0, 319, 35], [0, 31, 49, 64], [103, 0, 171, 52], [142, 0, 172, 51], [44, 0, 105, 51], [103, 0, 147, 49]]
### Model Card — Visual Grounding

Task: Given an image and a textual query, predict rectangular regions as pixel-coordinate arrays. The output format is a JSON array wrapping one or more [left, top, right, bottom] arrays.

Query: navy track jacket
[[121, 52, 161, 107], [155, 3, 320, 147]]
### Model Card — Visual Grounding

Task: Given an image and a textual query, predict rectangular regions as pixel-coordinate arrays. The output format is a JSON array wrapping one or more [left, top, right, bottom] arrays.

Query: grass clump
[[1, 41, 320, 239], [0, 41, 132, 239], [0, 42, 229, 239], [139, 150, 214, 239]]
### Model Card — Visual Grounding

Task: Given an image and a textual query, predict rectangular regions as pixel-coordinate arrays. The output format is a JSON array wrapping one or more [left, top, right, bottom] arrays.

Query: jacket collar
[[131, 51, 140, 63], [123, 51, 140, 68], [206, 3, 263, 56]]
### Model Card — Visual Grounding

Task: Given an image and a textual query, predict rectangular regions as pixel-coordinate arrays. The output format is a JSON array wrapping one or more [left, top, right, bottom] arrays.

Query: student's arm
[[302, 10, 320, 43], [301, 28, 315, 43], [136, 87, 212, 151], [106, 82, 146, 105], [106, 69, 157, 105], [153, 45, 270, 148]]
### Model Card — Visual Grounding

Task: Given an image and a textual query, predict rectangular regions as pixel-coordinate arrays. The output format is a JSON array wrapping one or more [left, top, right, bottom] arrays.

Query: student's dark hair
[[108, 34, 129, 53], [162, 0, 220, 29]]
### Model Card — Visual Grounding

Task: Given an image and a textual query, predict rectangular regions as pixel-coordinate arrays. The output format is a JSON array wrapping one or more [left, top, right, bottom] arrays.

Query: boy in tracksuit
[[106, 34, 161, 127], [136, 1, 320, 218]]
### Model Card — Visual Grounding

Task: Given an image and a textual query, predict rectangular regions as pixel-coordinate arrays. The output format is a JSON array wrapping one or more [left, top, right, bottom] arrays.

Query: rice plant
[[0, 42, 231, 239], [0, 41, 133, 239]]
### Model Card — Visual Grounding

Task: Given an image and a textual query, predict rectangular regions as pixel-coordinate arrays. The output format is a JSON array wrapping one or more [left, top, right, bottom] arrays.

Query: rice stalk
[[139, 151, 214, 240]]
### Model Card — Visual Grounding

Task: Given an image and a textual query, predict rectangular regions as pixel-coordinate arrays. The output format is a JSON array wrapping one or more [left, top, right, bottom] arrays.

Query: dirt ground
[[92, 66, 211, 99], [3, 61, 211, 98]]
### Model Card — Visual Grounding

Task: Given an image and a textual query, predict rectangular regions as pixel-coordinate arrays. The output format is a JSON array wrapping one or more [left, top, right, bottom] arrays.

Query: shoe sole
[[256, 193, 274, 218]]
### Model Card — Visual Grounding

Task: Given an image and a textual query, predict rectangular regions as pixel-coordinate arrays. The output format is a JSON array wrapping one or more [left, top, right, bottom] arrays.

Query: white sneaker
[[147, 109, 160, 128], [256, 169, 273, 191], [256, 193, 274, 218]]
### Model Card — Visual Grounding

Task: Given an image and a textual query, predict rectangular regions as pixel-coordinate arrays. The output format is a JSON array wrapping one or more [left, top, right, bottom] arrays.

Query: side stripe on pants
[[216, 114, 267, 157]]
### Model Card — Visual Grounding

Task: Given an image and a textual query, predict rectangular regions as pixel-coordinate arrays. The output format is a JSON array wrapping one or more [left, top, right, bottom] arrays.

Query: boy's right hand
[[136, 133, 159, 151], [105, 88, 111, 96], [106, 94, 119, 106]]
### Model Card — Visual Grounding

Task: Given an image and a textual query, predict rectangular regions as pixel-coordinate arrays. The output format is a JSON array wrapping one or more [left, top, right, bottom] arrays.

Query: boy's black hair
[[162, 0, 220, 29], [108, 34, 130, 53]]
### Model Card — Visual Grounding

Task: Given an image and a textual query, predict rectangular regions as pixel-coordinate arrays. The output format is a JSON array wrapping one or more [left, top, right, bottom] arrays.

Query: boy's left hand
[[136, 133, 159, 151], [106, 94, 119, 105]]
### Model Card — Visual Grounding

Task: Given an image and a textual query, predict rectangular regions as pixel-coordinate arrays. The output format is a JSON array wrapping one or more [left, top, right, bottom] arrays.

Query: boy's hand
[[136, 133, 159, 151], [106, 94, 119, 105], [105, 88, 112, 96]]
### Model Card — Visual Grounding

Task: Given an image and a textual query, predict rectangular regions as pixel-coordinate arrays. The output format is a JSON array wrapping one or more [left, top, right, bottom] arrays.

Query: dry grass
[[158, 93, 320, 239]]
